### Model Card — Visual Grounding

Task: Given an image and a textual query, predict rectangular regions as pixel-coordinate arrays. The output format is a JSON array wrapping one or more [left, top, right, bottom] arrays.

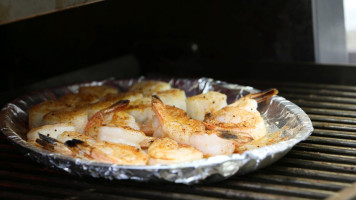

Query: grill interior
[[1, 80, 356, 200]]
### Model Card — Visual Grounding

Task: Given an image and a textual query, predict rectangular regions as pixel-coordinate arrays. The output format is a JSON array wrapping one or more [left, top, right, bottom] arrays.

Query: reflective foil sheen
[[0, 78, 313, 184]]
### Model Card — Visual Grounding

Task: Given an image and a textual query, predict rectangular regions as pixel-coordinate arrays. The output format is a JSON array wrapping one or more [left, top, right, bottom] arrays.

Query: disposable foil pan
[[0, 77, 313, 184]]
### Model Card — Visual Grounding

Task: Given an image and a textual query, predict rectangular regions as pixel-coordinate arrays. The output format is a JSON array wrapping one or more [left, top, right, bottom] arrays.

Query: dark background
[[0, 0, 354, 96]]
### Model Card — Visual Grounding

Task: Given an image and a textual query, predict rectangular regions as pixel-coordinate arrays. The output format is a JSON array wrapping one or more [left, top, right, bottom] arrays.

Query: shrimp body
[[84, 100, 130, 137], [151, 95, 205, 145], [204, 89, 278, 140], [148, 137, 203, 165], [189, 130, 236, 156], [36, 133, 148, 165], [97, 126, 147, 148]]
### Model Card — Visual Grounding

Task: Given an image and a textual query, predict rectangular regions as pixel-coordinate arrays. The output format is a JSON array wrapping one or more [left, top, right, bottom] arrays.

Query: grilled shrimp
[[84, 100, 148, 148], [152, 95, 243, 156], [36, 133, 148, 165], [84, 100, 130, 136], [148, 137, 203, 165], [189, 130, 252, 156], [203, 88, 278, 140], [151, 95, 205, 145]]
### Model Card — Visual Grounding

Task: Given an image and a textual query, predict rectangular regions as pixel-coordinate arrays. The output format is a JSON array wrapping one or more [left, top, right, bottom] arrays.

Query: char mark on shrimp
[[65, 139, 84, 147]]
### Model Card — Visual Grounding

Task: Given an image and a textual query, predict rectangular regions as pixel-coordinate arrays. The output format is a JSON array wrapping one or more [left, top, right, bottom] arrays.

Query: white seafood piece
[[27, 123, 76, 141], [148, 137, 203, 165], [128, 81, 171, 95], [103, 91, 144, 103], [97, 126, 147, 148], [57, 93, 100, 107], [189, 130, 235, 156], [203, 89, 278, 140], [186, 91, 227, 121], [125, 97, 155, 134], [41, 108, 88, 133], [155, 89, 187, 111], [78, 85, 119, 98], [28, 100, 69, 129]]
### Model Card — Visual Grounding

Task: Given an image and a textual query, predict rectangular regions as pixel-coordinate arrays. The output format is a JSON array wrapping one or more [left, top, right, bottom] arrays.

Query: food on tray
[[27, 81, 278, 165]]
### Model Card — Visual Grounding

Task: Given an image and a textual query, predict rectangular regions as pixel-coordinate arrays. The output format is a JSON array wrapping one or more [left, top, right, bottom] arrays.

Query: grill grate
[[2, 81, 356, 199]]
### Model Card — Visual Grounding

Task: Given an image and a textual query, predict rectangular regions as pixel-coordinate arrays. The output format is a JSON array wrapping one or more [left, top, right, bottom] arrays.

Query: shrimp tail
[[36, 133, 73, 155], [246, 88, 278, 103], [103, 99, 130, 114], [216, 130, 253, 144], [151, 95, 168, 124], [84, 100, 130, 134]]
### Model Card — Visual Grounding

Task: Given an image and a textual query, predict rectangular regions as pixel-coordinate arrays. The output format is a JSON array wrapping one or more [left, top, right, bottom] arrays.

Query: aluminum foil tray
[[0, 77, 313, 184]]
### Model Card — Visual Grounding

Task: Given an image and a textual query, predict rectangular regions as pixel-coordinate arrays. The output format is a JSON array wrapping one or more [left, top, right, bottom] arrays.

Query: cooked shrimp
[[36, 133, 148, 165], [128, 81, 171, 96], [151, 95, 205, 145], [148, 137, 203, 165], [151, 95, 242, 156], [154, 89, 187, 111], [186, 91, 227, 121], [189, 130, 251, 156], [97, 126, 147, 148], [204, 88, 278, 140], [84, 99, 148, 148], [84, 100, 130, 137]]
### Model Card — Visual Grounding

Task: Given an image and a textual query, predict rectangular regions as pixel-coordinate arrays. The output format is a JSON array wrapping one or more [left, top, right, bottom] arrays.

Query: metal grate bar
[[218, 181, 335, 199], [308, 114, 356, 124], [279, 158, 356, 174], [312, 121, 356, 132], [0, 172, 227, 200], [287, 150, 356, 165], [283, 94, 356, 104], [237, 172, 350, 191], [291, 100, 356, 111], [196, 186, 310, 200], [304, 135, 356, 147], [294, 142, 356, 156], [301, 107, 356, 118], [264, 166, 356, 183], [278, 88, 356, 98], [311, 129, 356, 139]]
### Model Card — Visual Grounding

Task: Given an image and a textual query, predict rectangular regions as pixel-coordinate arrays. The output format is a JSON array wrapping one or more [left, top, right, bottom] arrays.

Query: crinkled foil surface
[[0, 77, 313, 184]]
